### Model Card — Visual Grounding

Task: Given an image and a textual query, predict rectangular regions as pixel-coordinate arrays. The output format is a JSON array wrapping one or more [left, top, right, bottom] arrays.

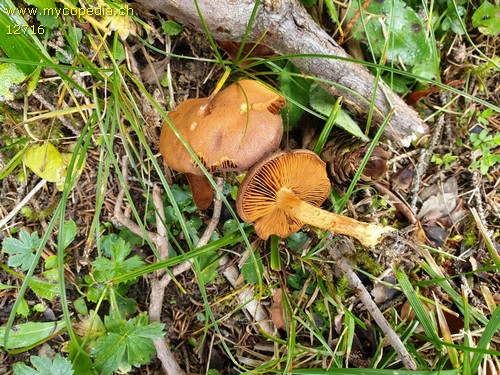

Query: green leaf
[[28, 269, 60, 301], [29, 275, 59, 301], [24, 0, 58, 30], [68, 335, 93, 375], [73, 298, 88, 315], [0, 0, 50, 75], [0, 321, 66, 350], [348, 0, 436, 78], [241, 249, 264, 285], [1, 229, 41, 271], [171, 184, 196, 212], [162, 20, 182, 36], [0, 63, 26, 101], [24, 142, 65, 185], [92, 313, 165, 375], [286, 232, 309, 252], [472, 1, 500, 36], [198, 250, 220, 284], [13, 353, 73, 375], [91, 238, 145, 282], [17, 297, 30, 317], [24, 142, 86, 191], [59, 220, 77, 250], [279, 61, 312, 129], [309, 84, 369, 141]]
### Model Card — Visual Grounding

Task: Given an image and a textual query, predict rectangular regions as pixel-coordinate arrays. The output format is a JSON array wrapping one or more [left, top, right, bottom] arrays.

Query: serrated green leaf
[[1, 229, 41, 271], [93, 313, 164, 375], [28, 276, 59, 301], [0, 321, 66, 350], [472, 1, 500, 36], [13, 362, 38, 375], [17, 297, 30, 317], [14, 353, 74, 375], [309, 84, 369, 141], [110, 238, 132, 263], [92, 238, 145, 282], [0, 63, 26, 101]]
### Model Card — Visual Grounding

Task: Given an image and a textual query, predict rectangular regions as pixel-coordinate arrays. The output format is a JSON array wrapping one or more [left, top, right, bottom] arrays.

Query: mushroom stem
[[276, 188, 393, 248]]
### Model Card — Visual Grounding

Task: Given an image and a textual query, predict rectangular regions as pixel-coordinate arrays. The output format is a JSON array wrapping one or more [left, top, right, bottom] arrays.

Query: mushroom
[[159, 79, 285, 209], [236, 149, 394, 247]]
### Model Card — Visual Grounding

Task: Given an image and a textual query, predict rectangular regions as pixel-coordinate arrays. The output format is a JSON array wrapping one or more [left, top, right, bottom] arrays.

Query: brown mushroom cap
[[159, 79, 285, 176], [236, 149, 331, 239], [236, 149, 394, 247]]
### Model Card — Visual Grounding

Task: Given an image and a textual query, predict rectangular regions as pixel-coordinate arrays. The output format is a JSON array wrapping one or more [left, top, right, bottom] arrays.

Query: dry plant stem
[[277, 188, 393, 247], [113, 157, 160, 245], [0, 178, 47, 230], [328, 239, 417, 370], [135, 0, 428, 147], [221, 256, 274, 335], [113, 157, 183, 375], [410, 115, 445, 211], [149, 186, 185, 375]]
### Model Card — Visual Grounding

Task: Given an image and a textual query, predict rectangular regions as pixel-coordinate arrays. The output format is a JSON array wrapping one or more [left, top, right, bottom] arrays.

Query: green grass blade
[[395, 269, 442, 351], [313, 97, 341, 155], [470, 304, 500, 373]]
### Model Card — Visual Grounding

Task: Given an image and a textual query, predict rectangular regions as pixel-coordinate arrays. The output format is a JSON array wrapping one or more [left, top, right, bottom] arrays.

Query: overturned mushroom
[[236, 150, 394, 248], [160, 79, 285, 209]]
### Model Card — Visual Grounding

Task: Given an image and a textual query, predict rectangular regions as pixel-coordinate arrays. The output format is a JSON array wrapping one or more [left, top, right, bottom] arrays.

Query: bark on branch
[[134, 0, 428, 147]]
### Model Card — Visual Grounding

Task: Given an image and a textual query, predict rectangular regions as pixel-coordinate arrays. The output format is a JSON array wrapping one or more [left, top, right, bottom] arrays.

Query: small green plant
[[469, 128, 500, 175], [346, 0, 437, 78], [431, 152, 459, 170], [471, 1, 500, 36], [436, 0, 468, 36], [84, 235, 145, 314], [13, 353, 74, 375], [2, 230, 42, 272], [90, 313, 165, 375], [76, 235, 165, 374]]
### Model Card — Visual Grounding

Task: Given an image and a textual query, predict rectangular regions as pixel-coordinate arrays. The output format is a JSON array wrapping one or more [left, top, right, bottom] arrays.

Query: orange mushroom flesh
[[236, 150, 394, 248], [160, 79, 285, 209]]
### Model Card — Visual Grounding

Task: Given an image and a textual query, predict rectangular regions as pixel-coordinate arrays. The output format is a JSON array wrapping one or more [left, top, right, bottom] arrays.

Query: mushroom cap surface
[[159, 79, 285, 175], [236, 149, 331, 239]]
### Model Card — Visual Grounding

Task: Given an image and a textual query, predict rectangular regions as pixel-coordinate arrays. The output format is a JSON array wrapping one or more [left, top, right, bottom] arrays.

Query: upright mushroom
[[236, 149, 394, 247], [160, 79, 285, 209]]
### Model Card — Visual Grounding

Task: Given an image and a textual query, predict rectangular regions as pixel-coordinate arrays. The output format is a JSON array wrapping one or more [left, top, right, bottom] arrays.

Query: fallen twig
[[327, 236, 417, 370], [113, 156, 184, 375], [0, 178, 47, 230], [221, 254, 274, 335]]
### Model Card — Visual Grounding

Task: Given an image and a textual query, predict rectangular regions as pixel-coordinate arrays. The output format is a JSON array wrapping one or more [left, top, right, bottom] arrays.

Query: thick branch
[[134, 0, 428, 147]]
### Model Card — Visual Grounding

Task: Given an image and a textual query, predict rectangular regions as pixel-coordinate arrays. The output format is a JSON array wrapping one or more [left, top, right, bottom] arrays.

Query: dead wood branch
[[328, 236, 417, 370], [134, 0, 428, 147]]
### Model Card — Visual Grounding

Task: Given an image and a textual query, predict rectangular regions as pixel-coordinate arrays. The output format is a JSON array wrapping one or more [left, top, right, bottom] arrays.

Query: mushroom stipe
[[236, 149, 395, 248]]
